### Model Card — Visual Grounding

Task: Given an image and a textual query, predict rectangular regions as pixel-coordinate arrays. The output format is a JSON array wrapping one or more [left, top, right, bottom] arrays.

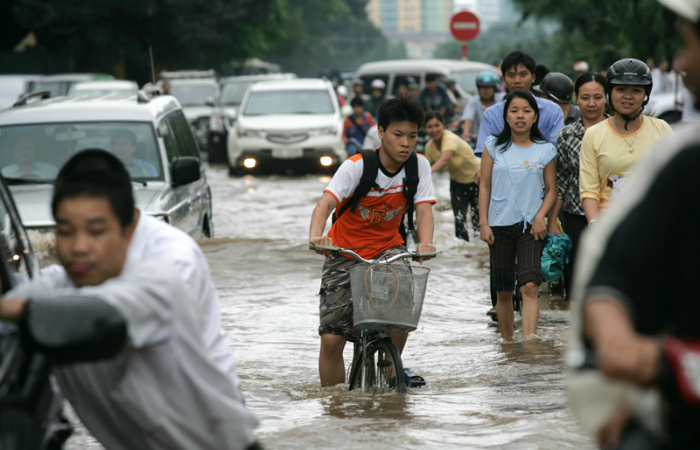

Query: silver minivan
[[0, 92, 213, 238], [354, 59, 500, 99]]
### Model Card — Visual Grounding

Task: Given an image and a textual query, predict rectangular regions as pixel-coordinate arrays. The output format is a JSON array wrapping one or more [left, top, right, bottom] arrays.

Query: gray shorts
[[318, 247, 407, 342]]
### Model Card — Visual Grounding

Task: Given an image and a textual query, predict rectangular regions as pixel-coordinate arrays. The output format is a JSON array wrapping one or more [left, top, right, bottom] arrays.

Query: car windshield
[[452, 70, 491, 96], [29, 81, 72, 97], [0, 122, 163, 183], [220, 81, 253, 106], [170, 84, 217, 106], [244, 90, 335, 116]]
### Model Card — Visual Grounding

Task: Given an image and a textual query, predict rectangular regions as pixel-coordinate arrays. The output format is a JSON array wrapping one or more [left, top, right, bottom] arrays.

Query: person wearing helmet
[[349, 79, 370, 104], [460, 71, 505, 147], [531, 64, 551, 99], [573, 60, 590, 79], [364, 78, 386, 119], [336, 84, 348, 107], [579, 58, 673, 223], [568, 1, 700, 447], [533, 72, 581, 125], [546, 72, 608, 301]]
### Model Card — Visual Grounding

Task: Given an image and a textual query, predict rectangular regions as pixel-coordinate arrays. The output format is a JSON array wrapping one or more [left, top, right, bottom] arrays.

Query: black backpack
[[333, 148, 420, 243]]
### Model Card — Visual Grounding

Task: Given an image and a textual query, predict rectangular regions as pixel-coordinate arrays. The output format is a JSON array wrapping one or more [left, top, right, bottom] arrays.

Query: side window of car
[[167, 110, 200, 158], [158, 119, 179, 165]]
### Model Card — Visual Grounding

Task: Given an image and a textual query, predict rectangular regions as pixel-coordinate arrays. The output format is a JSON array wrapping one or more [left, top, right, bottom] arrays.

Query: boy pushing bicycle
[[309, 97, 437, 387]]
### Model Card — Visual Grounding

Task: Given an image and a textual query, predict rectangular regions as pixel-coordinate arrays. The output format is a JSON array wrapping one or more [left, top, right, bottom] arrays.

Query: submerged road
[[65, 163, 594, 449]]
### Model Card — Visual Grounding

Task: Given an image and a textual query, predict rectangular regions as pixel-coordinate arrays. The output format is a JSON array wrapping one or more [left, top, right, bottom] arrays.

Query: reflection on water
[[63, 165, 594, 449]]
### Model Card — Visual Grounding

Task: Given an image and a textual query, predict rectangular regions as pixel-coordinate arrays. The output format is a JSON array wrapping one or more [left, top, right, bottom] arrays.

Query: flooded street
[[66, 163, 594, 449]]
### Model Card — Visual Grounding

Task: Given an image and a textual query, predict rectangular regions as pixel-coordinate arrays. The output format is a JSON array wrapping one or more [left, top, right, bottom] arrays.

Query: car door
[[165, 110, 208, 236]]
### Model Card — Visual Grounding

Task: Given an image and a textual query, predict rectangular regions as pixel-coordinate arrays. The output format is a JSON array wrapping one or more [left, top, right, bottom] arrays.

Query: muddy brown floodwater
[[60, 164, 594, 449]]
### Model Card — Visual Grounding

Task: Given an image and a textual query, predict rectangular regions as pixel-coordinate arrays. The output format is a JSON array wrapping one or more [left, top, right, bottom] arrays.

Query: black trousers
[[561, 211, 588, 299], [450, 179, 479, 241]]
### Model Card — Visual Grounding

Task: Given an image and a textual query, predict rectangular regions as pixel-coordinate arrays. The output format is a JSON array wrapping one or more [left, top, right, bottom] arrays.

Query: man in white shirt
[[44, 177, 242, 395], [1, 150, 260, 449]]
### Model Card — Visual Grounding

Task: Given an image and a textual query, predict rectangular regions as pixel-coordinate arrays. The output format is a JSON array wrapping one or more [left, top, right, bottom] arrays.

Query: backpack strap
[[334, 149, 381, 221], [401, 151, 420, 242]]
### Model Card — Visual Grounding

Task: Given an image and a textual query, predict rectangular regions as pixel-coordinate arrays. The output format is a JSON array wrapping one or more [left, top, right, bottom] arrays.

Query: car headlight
[[237, 128, 262, 138], [308, 126, 338, 137], [209, 115, 225, 132]]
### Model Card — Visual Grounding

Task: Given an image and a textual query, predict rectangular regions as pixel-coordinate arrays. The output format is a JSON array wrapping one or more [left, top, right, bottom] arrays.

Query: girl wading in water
[[479, 91, 557, 341]]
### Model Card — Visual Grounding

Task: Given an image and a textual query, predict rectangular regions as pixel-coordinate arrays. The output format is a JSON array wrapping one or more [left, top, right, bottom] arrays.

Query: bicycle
[[310, 244, 436, 395]]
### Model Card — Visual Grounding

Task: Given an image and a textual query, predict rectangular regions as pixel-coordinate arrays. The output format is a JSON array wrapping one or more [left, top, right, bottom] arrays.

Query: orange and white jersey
[[324, 151, 436, 259]]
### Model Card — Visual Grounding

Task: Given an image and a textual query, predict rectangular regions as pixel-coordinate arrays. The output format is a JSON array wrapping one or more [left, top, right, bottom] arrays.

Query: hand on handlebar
[[416, 242, 436, 265], [309, 235, 335, 257]]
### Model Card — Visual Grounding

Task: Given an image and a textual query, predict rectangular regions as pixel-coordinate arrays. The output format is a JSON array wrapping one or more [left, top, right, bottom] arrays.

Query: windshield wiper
[[3, 177, 53, 185], [131, 180, 148, 187]]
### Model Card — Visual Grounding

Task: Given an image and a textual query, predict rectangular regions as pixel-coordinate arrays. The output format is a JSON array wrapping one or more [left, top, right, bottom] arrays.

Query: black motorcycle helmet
[[535, 72, 574, 103], [605, 58, 653, 128]]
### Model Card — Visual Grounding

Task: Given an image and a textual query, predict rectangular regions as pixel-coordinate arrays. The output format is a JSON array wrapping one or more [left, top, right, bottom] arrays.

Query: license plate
[[272, 147, 303, 159]]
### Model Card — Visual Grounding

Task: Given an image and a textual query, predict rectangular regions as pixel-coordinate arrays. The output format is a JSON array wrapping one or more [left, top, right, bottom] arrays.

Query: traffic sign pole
[[450, 11, 480, 61]]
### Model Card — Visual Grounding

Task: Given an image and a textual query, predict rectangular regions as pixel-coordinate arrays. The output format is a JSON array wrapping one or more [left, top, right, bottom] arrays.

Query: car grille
[[265, 131, 309, 144]]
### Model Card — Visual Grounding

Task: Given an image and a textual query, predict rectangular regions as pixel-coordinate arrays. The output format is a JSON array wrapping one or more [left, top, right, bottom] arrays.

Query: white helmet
[[370, 79, 386, 90], [657, 0, 700, 22], [336, 85, 348, 97], [573, 61, 589, 72]]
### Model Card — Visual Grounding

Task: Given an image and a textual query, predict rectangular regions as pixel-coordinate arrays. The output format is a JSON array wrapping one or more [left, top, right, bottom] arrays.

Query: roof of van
[[356, 59, 498, 74]]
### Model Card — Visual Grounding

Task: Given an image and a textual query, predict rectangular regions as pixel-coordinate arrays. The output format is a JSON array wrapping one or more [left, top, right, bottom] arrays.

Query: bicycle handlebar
[[308, 244, 438, 264]]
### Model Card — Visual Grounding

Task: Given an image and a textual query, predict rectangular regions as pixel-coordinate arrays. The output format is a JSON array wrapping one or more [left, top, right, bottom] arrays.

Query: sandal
[[404, 368, 426, 388], [487, 308, 498, 322]]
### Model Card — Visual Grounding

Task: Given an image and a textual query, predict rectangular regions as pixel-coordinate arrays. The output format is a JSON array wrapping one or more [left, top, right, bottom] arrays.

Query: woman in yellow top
[[579, 58, 673, 223], [424, 111, 481, 241]]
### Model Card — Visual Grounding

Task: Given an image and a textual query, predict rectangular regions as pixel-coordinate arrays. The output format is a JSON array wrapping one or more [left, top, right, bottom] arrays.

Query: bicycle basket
[[350, 262, 430, 333]]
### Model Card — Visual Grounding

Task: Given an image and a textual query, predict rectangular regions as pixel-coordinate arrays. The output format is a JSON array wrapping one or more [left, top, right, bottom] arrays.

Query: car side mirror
[[341, 104, 353, 117], [172, 156, 201, 187], [205, 96, 215, 107]]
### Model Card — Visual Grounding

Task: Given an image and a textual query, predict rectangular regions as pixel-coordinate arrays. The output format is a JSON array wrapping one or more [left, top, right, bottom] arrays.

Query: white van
[[354, 59, 500, 99]]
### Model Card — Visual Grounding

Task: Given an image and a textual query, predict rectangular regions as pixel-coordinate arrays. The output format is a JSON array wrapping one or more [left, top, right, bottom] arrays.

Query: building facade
[[366, 0, 453, 59]]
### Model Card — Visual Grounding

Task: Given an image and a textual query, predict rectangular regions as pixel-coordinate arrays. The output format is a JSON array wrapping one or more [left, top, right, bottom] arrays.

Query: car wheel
[[202, 216, 213, 238], [228, 164, 241, 176]]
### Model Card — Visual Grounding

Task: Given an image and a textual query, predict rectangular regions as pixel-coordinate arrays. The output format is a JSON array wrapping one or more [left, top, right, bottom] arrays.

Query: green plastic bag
[[541, 233, 573, 283]]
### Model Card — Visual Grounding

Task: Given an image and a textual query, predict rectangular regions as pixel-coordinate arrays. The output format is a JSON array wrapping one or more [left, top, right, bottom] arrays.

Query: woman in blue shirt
[[478, 91, 557, 341]]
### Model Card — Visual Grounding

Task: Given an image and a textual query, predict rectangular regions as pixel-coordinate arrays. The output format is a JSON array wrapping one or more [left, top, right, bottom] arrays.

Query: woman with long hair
[[580, 58, 673, 222], [547, 72, 607, 300], [479, 91, 557, 341], [424, 111, 481, 241]]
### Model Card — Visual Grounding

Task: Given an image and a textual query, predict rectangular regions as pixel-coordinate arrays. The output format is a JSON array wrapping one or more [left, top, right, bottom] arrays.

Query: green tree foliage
[[4, 0, 290, 83], [262, 0, 406, 77], [510, 0, 679, 71]]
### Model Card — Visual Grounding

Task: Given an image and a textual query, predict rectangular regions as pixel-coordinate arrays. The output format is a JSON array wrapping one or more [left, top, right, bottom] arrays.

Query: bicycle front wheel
[[364, 337, 406, 395]]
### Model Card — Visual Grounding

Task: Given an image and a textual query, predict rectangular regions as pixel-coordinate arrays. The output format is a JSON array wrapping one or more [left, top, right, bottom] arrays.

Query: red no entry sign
[[450, 11, 480, 42]]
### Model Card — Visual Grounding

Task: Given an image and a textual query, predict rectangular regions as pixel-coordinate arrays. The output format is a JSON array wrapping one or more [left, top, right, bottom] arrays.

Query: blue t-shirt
[[475, 97, 564, 157], [485, 135, 556, 228]]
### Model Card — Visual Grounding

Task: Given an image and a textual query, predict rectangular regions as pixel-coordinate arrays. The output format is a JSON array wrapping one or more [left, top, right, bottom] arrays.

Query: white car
[[227, 78, 345, 175], [67, 80, 139, 97], [644, 91, 683, 124]]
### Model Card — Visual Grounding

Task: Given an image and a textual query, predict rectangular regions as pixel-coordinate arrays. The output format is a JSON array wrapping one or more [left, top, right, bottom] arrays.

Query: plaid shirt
[[556, 119, 586, 215]]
